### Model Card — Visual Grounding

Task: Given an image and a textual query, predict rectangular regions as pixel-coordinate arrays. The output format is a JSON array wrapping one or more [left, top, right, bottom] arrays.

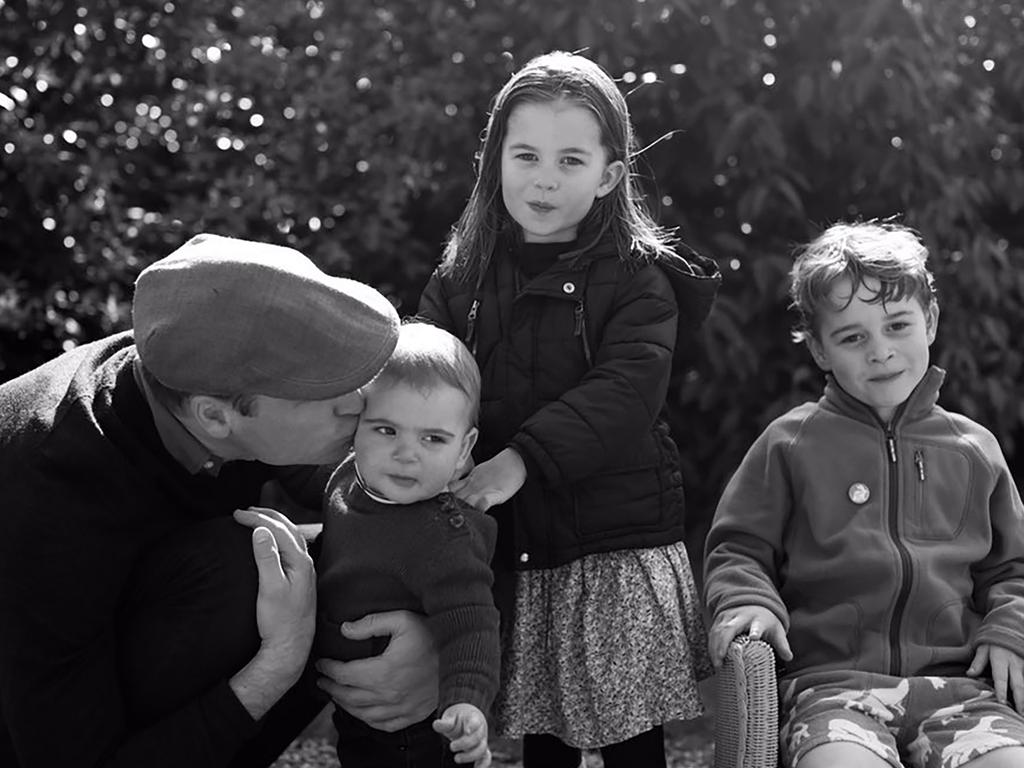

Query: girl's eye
[[514, 151, 537, 162], [839, 333, 863, 346], [424, 434, 448, 445], [561, 156, 584, 167], [889, 321, 910, 332], [374, 426, 395, 436]]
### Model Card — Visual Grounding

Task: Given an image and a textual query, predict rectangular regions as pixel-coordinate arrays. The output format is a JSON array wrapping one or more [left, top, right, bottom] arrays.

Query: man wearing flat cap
[[0, 235, 439, 767]]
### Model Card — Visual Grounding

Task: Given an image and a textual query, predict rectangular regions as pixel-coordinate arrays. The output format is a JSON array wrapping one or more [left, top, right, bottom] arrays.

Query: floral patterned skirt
[[493, 541, 712, 749]]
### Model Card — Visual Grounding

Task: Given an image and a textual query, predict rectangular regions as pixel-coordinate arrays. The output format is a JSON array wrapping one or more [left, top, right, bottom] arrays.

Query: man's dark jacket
[[0, 333, 289, 767]]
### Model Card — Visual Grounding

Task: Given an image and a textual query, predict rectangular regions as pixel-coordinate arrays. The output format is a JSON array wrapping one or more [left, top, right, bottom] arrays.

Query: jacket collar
[[822, 365, 946, 428], [470, 231, 721, 355], [565, 228, 723, 331], [500, 229, 616, 271]]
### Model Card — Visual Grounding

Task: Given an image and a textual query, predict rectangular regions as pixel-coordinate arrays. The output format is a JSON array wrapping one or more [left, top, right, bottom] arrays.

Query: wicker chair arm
[[713, 635, 779, 768]]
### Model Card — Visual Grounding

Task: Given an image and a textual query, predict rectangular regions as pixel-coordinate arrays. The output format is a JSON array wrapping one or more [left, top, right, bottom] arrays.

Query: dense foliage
[[2, 0, 1022, 542]]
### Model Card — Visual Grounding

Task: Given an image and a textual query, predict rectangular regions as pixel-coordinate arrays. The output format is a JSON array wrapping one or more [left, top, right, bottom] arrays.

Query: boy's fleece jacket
[[704, 366, 1024, 680]]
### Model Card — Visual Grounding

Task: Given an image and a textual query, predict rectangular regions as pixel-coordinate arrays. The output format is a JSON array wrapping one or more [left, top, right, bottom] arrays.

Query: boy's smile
[[807, 276, 938, 424]]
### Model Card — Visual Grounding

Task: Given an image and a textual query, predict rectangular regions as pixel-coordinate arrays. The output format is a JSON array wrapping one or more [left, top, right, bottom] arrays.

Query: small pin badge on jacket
[[848, 483, 871, 505]]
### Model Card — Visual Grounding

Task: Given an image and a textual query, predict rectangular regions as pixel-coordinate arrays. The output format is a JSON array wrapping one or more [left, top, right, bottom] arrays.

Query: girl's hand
[[968, 643, 1024, 714], [450, 448, 525, 511], [433, 703, 491, 767], [709, 604, 792, 668]]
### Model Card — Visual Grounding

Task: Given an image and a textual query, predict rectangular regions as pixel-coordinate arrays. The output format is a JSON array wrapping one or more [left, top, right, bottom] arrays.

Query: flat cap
[[132, 233, 399, 400]]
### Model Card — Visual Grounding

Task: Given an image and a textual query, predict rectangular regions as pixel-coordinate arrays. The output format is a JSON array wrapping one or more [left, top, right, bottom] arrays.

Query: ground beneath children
[[271, 680, 717, 768]]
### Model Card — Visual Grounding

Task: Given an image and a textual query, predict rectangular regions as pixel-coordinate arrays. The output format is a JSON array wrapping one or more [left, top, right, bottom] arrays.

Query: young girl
[[417, 51, 720, 767]]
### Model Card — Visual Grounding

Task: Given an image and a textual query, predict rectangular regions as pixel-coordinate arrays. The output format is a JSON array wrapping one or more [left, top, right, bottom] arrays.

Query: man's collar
[[133, 358, 225, 476]]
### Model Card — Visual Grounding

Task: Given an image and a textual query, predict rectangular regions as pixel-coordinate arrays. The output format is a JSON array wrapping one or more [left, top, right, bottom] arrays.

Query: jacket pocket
[[572, 464, 670, 539], [905, 443, 971, 541], [923, 597, 978, 669]]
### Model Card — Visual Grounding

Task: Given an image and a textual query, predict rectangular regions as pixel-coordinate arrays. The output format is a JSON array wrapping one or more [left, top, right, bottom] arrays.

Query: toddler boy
[[317, 322, 498, 768]]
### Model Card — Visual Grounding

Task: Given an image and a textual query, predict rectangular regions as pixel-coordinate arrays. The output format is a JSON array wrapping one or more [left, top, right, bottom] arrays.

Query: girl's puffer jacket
[[418, 234, 720, 571]]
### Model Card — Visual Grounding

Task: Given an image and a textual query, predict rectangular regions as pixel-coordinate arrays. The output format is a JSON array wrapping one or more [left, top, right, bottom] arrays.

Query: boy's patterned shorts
[[778, 670, 1024, 768]]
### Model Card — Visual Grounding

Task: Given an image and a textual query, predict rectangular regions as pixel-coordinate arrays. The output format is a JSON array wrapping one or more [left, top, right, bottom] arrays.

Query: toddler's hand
[[433, 702, 491, 767], [968, 643, 1024, 714], [450, 448, 525, 511], [709, 604, 792, 668]]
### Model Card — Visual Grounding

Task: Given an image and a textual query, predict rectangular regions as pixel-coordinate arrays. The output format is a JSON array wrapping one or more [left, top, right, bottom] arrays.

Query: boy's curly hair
[[789, 221, 937, 343]]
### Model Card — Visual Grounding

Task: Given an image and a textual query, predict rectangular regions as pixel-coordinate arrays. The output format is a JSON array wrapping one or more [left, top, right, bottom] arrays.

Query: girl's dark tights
[[522, 726, 667, 768]]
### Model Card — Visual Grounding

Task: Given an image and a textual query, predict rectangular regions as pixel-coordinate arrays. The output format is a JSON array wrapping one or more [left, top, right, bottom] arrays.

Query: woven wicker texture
[[713, 637, 779, 768]]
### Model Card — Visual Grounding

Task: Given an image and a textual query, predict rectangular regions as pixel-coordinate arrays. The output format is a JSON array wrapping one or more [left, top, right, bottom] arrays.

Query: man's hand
[[233, 507, 316, 654], [434, 703, 491, 767], [708, 604, 792, 669], [315, 610, 439, 732], [235, 505, 322, 548], [968, 643, 1024, 713], [450, 447, 525, 511], [228, 510, 316, 719]]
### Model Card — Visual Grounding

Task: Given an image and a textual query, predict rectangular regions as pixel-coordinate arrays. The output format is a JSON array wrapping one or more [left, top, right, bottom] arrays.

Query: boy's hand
[[450, 447, 525, 511], [968, 643, 1024, 714], [433, 703, 491, 767], [709, 604, 792, 668]]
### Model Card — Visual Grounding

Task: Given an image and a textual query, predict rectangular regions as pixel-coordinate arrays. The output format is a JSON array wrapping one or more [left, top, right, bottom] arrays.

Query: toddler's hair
[[789, 221, 936, 342], [441, 50, 676, 284], [373, 321, 481, 426]]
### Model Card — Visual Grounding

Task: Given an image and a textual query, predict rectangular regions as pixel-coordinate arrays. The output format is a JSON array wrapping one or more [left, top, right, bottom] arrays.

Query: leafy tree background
[[2, 0, 1023, 558]]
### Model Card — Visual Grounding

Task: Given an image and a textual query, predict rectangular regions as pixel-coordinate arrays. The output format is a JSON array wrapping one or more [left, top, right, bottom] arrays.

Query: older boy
[[704, 222, 1024, 768], [314, 322, 499, 768]]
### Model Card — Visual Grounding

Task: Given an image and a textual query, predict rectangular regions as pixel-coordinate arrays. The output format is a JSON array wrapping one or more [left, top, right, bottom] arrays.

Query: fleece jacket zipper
[[885, 419, 913, 677]]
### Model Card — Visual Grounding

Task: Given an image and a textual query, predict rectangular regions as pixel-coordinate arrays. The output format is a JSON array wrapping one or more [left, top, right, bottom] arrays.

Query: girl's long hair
[[441, 51, 678, 285]]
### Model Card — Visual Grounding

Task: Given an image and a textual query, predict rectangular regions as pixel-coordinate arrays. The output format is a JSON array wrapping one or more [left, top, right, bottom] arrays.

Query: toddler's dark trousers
[[117, 517, 325, 767], [332, 708, 458, 768]]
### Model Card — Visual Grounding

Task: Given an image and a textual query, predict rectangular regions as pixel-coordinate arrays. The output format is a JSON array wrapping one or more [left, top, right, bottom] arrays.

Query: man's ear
[[806, 336, 831, 372], [187, 395, 234, 440], [925, 302, 940, 345], [595, 160, 626, 198]]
